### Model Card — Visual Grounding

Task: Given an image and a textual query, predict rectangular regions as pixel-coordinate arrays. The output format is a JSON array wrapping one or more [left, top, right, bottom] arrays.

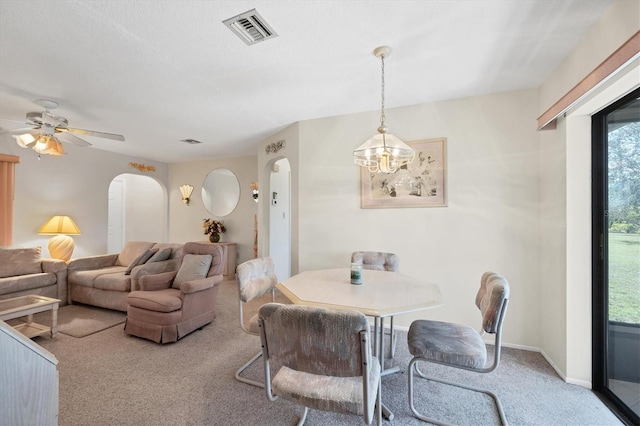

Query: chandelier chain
[[380, 54, 386, 128]]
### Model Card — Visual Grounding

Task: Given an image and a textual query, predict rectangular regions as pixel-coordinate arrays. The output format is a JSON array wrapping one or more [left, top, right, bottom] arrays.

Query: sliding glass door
[[592, 87, 640, 425]]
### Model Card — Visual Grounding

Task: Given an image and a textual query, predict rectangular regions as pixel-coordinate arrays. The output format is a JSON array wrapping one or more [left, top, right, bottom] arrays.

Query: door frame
[[591, 87, 639, 425]]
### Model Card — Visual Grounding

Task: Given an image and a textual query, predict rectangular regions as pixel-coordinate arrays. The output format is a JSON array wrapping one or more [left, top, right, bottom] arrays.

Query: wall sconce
[[250, 181, 259, 203], [38, 215, 81, 262], [180, 184, 194, 205]]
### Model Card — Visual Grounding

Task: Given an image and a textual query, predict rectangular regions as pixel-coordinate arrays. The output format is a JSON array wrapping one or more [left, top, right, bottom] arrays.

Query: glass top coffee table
[[0, 295, 61, 338]]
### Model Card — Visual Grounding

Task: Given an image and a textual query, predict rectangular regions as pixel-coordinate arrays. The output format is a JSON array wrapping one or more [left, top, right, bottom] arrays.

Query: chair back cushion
[[173, 254, 212, 289], [475, 272, 510, 334], [236, 257, 277, 302], [351, 251, 399, 272], [182, 242, 224, 277], [259, 303, 369, 377]]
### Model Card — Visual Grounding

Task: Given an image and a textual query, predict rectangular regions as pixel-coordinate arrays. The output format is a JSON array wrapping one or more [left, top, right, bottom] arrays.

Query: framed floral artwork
[[360, 137, 447, 208]]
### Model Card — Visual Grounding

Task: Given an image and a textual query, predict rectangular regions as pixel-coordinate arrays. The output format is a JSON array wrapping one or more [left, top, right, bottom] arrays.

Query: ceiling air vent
[[223, 9, 278, 45], [180, 139, 203, 145]]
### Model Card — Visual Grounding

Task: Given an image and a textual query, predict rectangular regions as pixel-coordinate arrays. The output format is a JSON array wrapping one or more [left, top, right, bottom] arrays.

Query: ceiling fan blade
[[0, 127, 37, 135], [57, 132, 92, 147], [60, 127, 125, 141], [0, 117, 31, 125]]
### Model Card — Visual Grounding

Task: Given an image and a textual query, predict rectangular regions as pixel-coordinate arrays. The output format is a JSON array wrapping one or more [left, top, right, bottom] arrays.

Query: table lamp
[[38, 215, 81, 262]]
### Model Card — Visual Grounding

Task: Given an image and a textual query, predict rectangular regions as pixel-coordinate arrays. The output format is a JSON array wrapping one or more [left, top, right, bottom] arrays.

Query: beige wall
[[168, 155, 258, 265], [258, 89, 542, 350], [537, 0, 639, 386], [3, 138, 168, 257]]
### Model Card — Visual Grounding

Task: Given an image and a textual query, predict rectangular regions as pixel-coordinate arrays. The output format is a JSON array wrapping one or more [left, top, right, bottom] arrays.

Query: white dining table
[[277, 267, 443, 420]]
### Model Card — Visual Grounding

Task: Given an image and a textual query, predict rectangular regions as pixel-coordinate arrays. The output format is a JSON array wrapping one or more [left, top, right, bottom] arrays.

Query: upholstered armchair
[[407, 271, 510, 424], [124, 242, 224, 344]]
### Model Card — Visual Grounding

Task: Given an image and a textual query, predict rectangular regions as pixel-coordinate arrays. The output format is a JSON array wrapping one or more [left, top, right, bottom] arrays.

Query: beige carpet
[[8, 304, 126, 338], [29, 281, 622, 425]]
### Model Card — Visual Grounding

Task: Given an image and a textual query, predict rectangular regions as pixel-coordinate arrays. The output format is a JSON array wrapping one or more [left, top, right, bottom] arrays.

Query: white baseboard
[[391, 326, 593, 389]]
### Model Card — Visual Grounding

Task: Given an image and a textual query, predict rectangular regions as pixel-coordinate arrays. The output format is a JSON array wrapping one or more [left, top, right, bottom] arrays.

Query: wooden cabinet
[[202, 242, 236, 280]]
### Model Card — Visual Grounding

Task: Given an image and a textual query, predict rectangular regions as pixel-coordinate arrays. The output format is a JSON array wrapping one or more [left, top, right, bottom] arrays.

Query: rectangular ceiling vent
[[223, 9, 278, 45], [180, 138, 203, 145]]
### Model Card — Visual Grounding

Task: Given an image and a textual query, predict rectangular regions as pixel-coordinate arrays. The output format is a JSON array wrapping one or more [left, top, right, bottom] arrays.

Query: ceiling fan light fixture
[[354, 46, 414, 174], [8, 99, 124, 157], [13, 133, 36, 148]]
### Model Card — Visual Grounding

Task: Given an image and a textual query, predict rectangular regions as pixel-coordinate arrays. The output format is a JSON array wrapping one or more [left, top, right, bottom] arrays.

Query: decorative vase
[[209, 233, 220, 243]]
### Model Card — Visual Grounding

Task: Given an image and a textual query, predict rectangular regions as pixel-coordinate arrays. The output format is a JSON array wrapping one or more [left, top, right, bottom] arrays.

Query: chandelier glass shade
[[354, 46, 414, 174], [14, 133, 66, 156]]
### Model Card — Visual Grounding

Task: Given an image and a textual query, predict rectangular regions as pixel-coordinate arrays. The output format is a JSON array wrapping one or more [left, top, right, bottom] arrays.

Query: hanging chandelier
[[354, 46, 414, 174]]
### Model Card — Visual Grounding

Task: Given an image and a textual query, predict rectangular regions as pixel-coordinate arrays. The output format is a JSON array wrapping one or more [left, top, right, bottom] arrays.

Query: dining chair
[[351, 251, 400, 358], [406, 271, 510, 425], [234, 257, 278, 388], [258, 302, 382, 425]]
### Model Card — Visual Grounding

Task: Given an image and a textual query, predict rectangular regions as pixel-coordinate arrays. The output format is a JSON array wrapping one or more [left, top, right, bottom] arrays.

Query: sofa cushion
[[173, 254, 212, 289], [0, 247, 43, 278], [116, 241, 156, 267], [147, 247, 172, 263], [69, 266, 128, 288], [94, 272, 132, 292], [125, 248, 158, 275], [0, 273, 57, 295], [128, 289, 183, 312]]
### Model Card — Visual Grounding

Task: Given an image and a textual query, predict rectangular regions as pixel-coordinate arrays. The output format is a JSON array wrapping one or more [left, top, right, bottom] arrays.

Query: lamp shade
[[39, 215, 82, 235], [179, 184, 194, 204]]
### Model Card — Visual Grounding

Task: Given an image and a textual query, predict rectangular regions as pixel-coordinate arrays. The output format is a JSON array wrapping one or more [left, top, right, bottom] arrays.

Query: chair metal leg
[[386, 316, 397, 358], [234, 350, 264, 388], [296, 407, 309, 426], [408, 358, 508, 425]]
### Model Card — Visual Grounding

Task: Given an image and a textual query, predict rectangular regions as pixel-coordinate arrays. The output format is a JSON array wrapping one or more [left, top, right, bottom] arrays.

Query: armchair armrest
[[68, 254, 119, 271], [139, 270, 177, 292], [181, 275, 223, 294], [130, 258, 181, 291]]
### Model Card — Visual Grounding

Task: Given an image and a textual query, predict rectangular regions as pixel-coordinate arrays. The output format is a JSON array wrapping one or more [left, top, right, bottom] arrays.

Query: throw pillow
[[173, 254, 212, 289], [147, 247, 172, 263], [124, 248, 158, 275]]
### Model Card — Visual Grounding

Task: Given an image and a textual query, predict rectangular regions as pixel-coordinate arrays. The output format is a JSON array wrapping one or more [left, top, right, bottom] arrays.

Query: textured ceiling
[[0, 0, 616, 163]]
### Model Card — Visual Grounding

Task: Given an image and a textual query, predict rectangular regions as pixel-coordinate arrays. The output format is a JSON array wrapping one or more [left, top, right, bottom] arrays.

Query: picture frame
[[360, 137, 447, 209]]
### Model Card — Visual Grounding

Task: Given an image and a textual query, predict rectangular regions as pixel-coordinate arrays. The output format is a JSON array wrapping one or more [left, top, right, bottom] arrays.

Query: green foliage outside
[[608, 121, 640, 233], [608, 233, 640, 324]]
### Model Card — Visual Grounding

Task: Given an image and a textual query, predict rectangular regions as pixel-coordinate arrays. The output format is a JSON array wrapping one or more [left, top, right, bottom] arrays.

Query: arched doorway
[[108, 173, 165, 253]]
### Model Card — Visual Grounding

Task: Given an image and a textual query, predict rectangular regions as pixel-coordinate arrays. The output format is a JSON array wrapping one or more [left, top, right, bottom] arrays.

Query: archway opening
[[108, 173, 165, 253]]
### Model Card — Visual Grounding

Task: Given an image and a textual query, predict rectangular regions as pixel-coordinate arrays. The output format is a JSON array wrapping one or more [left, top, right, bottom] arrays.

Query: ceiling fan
[[2, 99, 125, 156]]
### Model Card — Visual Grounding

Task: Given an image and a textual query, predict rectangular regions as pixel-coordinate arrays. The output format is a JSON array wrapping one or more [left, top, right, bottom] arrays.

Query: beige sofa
[[68, 241, 183, 312], [0, 247, 67, 304]]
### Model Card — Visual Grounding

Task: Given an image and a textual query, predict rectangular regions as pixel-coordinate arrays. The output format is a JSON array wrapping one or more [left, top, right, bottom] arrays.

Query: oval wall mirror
[[201, 168, 240, 217]]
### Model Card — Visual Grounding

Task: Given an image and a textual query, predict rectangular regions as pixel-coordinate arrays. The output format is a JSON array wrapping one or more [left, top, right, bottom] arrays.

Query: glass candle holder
[[350, 263, 363, 285]]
